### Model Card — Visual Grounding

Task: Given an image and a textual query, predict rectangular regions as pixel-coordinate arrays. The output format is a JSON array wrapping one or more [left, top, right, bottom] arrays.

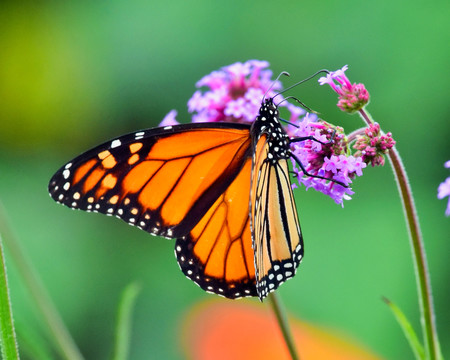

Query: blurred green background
[[0, 0, 449, 359]]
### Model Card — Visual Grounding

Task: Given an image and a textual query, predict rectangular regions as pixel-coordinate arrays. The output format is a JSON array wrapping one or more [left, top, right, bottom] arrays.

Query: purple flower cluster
[[438, 160, 450, 216], [159, 60, 369, 205], [318, 65, 369, 113], [188, 60, 286, 123], [354, 122, 396, 166], [289, 119, 363, 205]]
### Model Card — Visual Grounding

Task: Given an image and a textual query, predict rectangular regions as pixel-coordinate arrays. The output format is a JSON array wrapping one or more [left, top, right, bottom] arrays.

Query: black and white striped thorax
[[251, 98, 291, 162]]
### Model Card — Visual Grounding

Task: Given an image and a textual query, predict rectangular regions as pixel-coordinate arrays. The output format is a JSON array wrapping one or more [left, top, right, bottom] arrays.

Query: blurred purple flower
[[188, 60, 295, 123], [159, 109, 179, 126], [438, 160, 450, 216]]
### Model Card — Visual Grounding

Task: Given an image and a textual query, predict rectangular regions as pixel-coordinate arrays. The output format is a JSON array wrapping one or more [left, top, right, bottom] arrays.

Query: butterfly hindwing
[[175, 158, 258, 299], [49, 123, 252, 238]]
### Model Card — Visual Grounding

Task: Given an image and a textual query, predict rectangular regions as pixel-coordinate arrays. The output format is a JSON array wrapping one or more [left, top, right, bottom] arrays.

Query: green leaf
[[0, 234, 20, 360], [383, 297, 425, 360], [112, 282, 141, 360]]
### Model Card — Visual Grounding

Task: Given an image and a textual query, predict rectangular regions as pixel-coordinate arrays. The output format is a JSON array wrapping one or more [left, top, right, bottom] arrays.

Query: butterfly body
[[49, 98, 303, 300], [249, 100, 303, 299]]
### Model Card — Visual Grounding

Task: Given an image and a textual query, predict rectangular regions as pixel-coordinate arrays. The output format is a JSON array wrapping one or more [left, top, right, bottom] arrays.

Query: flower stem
[[358, 108, 441, 360], [0, 202, 84, 360], [346, 128, 366, 144], [268, 292, 300, 360]]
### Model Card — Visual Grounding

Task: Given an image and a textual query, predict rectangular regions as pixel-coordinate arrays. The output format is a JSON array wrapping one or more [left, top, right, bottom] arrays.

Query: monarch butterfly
[[48, 96, 334, 300]]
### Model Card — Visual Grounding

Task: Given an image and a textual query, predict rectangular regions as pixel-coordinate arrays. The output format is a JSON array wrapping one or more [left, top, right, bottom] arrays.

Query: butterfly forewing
[[48, 123, 252, 238]]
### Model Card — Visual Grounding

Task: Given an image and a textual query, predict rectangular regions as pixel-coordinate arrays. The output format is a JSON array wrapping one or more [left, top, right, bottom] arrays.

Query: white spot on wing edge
[[111, 139, 121, 148]]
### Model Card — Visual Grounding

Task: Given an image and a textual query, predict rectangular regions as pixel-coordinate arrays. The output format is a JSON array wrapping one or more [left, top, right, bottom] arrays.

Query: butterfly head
[[259, 97, 278, 117], [252, 98, 290, 162]]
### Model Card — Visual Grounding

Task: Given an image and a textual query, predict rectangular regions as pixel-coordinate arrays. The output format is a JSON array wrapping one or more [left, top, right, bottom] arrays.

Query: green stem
[[358, 109, 441, 360], [0, 203, 84, 360], [0, 234, 20, 360], [112, 282, 141, 360], [268, 292, 299, 360]]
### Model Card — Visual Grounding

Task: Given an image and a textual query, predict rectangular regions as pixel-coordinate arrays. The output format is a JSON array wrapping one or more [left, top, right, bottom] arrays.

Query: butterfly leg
[[289, 151, 348, 187], [290, 127, 337, 146]]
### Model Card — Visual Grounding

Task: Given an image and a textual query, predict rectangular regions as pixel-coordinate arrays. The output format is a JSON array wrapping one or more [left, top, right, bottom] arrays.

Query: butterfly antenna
[[262, 71, 290, 103], [276, 95, 316, 114], [273, 69, 329, 100]]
